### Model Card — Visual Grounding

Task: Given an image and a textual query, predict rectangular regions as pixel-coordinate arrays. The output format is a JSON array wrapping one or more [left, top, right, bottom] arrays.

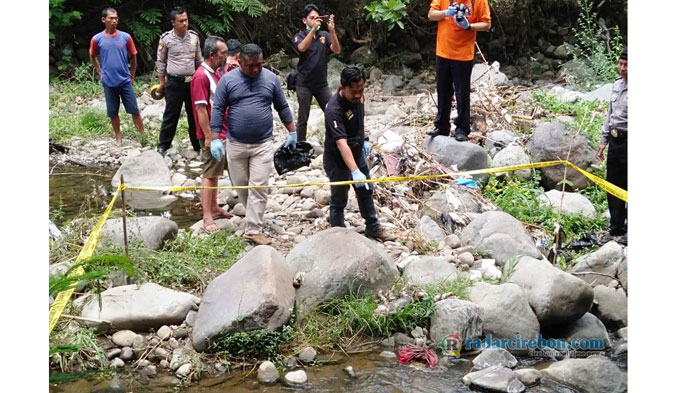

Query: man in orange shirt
[[428, 0, 491, 141]]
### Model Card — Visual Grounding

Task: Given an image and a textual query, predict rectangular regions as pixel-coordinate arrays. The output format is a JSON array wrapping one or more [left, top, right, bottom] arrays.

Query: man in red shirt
[[190, 36, 231, 232], [89, 8, 145, 144], [428, 0, 491, 141]]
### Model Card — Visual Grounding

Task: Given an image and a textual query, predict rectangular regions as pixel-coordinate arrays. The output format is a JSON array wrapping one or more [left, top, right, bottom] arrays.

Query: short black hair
[[620, 46, 627, 60], [226, 39, 242, 56], [170, 6, 187, 21], [101, 8, 117, 18], [240, 43, 263, 60], [303, 4, 320, 18], [340, 66, 366, 87], [203, 36, 225, 59]]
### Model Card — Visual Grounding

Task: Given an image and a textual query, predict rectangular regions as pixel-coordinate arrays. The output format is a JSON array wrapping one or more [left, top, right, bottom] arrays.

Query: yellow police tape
[[48, 160, 626, 335], [48, 183, 125, 334]]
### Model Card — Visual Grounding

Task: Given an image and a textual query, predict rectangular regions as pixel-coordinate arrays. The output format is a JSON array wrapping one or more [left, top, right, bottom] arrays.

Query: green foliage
[[191, 0, 268, 36], [49, 108, 111, 142], [532, 89, 607, 146], [565, 0, 624, 89], [208, 322, 295, 362], [49, 0, 83, 40], [207, 0, 268, 18], [498, 256, 520, 283], [365, 0, 410, 31], [126, 9, 162, 46], [49, 254, 136, 298], [49, 324, 106, 373], [425, 276, 473, 299], [483, 172, 608, 241]]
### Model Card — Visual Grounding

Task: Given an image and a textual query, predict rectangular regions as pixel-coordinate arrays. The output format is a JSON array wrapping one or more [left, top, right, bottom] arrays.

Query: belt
[[167, 74, 192, 83], [610, 129, 627, 139]]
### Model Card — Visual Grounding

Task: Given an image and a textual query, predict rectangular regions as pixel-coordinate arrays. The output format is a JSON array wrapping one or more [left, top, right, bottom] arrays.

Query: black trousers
[[607, 136, 627, 235], [323, 152, 380, 233], [158, 78, 201, 152], [296, 83, 332, 142], [434, 56, 474, 135]]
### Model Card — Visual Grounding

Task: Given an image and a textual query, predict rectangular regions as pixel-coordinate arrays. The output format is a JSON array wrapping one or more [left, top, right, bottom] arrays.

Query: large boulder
[[491, 145, 532, 179], [111, 150, 178, 209], [472, 348, 518, 370], [382, 75, 404, 95], [99, 217, 178, 250], [417, 216, 446, 242], [430, 299, 483, 347], [525, 122, 596, 191], [485, 130, 517, 154], [306, 108, 325, 139], [81, 283, 199, 331], [286, 228, 399, 317], [421, 188, 481, 223], [537, 190, 597, 217], [509, 256, 594, 327], [402, 256, 458, 287], [471, 63, 509, 86], [459, 211, 542, 264], [462, 366, 526, 393], [350, 45, 378, 65], [424, 137, 490, 182], [541, 356, 627, 393], [591, 285, 628, 330], [568, 241, 626, 287], [551, 312, 612, 351], [192, 246, 295, 352], [581, 83, 613, 102], [467, 282, 540, 355]]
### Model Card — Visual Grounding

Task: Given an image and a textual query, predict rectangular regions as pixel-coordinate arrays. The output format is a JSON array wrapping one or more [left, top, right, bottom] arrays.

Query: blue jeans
[[103, 81, 139, 118]]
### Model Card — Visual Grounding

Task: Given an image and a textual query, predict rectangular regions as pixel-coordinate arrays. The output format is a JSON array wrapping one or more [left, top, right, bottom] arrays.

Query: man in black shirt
[[324, 66, 394, 242], [293, 3, 341, 142]]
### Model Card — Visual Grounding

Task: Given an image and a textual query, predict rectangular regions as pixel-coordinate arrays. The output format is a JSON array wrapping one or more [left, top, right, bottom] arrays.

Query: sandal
[[202, 220, 220, 233], [213, 210, 234, 219]]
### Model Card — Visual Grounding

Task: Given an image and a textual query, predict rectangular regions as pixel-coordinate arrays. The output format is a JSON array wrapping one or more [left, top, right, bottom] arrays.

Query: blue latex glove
[[455, 14, 470, 30], [210, 139, 225, 162], [444, 5, 457, 17], [351, 168, 370, 190], [362, 140, 371, 158], [455, 177, 478, 188], [284, 132, 297, 150]]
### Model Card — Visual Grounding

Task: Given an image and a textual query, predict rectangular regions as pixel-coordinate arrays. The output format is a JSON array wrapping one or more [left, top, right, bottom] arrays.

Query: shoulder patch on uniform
[[158, 42, 164, 51], [160, 31, 169, 38], [189, 30, 199, 36]]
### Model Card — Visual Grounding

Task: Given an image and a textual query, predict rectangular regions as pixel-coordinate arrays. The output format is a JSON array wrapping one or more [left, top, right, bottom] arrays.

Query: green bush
[[565, 0, 624, 89], [365, 0, 410, 31], [532, 89, 607, 147]]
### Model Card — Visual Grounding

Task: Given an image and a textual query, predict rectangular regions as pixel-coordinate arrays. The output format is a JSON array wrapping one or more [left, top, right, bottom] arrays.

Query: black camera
[[452, 3, 470, 23]]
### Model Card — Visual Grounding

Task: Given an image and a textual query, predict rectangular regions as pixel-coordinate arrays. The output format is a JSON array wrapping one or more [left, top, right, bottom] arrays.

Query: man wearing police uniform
[[597, 47, 628, 242], [155, 6, 203, 155]]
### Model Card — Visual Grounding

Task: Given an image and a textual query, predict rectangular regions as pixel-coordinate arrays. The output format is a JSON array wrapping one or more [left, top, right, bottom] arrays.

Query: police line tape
[[48, 160, 626, 334]]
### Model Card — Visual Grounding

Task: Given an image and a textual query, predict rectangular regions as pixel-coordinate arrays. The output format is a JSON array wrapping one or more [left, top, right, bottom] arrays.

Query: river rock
[[192, 245, 295, 351], [306, 108, 325, 138], [462, 366, 525, 393], [491, 145, 531, 179], [382, 75, 403, 95], [514, 368, 541, 386], [111, 150, 178, 209], [141, 104, 166, 118], [110, 358, 125, 368], [472, 348, 517, 370], [509, 256, 594, 327], [591, 285, 627, 330], [107, 348, 122, 360], [581, 83, 613, 102], [444, 234, 461, 248], [541, 356, 627, 393], [257, 361, 279, 384], [424, 137, 490, 182], [421, 188, 481, 223], [467, 282, 540, 355], [286, 227, 399, 317], [459, 211, 542, 264], [298, 347, 317, 363], [402, 256, 458, 287], [157, 325, 173, 340], [350, 45, 377, 65], [169, 348, 193, 371], [617, 258, 628, 292], [175, 363, 192, 378], [429, 299, 483, 347], [551, 312, 612, 351], [485, 130, 517, 153], [284, 370, 308, 385], [537, 190, 597, 217], [100, 217, 178, 250], [417, 216, 446, 243], [120, 347, 134, 361], [81, 283, 199, 331], [369, 67, 383, 81], [526, 122, 596, 191], [568, 241, 625, 287], [471, 63, 508, 86], [49, 220, 62, 241], [401, 52, 422, 67]]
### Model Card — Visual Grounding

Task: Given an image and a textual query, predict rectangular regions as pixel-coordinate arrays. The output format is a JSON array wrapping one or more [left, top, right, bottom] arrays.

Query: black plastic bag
[[274, 141, 314, 175], [287, 70, 298, 91]]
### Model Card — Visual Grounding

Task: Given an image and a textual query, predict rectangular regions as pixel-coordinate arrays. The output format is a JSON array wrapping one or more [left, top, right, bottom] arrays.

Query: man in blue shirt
[[89, 8, 144, 144], [210, 44, 296, 245]]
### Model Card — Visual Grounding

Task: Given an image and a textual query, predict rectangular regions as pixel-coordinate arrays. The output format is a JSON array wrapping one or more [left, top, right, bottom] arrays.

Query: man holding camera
[[428, 0, 490, 141], [293, 3, 341, 142]]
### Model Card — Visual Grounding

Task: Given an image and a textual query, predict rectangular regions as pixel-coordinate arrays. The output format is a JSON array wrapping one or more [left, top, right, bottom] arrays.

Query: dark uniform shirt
[[324, 91, 365, 167], [601, 77, 628, 145], [156, 29, 203, 77], [293, 30, 332, 88]]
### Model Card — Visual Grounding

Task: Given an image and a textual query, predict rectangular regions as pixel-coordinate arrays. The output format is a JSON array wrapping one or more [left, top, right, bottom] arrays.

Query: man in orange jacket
[[428, 0, 491, 141]]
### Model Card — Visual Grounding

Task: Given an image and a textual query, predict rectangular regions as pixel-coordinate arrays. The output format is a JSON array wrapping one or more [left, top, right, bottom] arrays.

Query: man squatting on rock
[[427, 0, 490, 141], [597, 47, 628, 240], [210, 44, 297, 246], [155, 6, 203, 155], [89, 7, 145, 144], [323, 66, 395, 242], [293, 3, 341, 142], [190, 36, 234, 233]]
